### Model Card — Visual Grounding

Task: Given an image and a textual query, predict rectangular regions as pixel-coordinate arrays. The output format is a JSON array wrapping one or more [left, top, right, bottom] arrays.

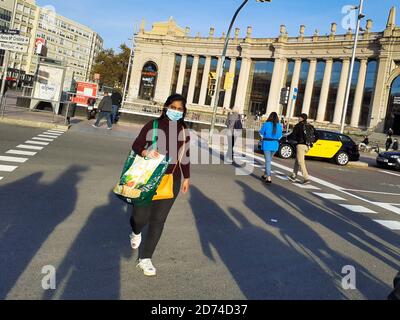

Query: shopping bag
[[113, 120, 170, 207]]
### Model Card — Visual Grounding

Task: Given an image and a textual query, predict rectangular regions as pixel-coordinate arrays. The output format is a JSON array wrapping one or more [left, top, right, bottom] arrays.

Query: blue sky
[[36, 0, 398, 51]]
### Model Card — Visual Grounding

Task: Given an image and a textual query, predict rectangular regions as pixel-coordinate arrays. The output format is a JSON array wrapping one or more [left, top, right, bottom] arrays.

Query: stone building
[[128, 8, 400, 134]]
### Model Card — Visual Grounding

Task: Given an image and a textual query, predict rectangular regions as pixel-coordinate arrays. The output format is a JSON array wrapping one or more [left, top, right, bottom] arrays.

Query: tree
[[91, 44, 131, 90]]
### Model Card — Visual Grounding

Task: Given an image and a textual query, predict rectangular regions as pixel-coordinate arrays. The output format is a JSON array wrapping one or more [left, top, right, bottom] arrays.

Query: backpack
[[303, 124, 316, 147]]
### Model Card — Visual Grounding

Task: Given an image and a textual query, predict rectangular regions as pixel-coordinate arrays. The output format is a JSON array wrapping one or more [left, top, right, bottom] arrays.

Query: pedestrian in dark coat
[[386, 136, 393, 152], [93, 92, 113, 129]]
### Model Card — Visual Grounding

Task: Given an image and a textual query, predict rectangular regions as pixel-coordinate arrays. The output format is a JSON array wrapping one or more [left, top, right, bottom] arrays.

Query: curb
[[347, 161, 369, 168], [0, 118, 70, 131]]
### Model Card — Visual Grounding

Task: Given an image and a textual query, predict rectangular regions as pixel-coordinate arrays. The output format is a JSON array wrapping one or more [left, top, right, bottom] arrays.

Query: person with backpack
[[288, 113, 316, 185], [259, 112, 283, 184], [111, 90, 123, 124], [129, 94, 191, 277]]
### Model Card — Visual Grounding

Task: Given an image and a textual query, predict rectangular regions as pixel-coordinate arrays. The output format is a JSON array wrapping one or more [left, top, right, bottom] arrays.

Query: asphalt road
[[0, 121, 399, 300]]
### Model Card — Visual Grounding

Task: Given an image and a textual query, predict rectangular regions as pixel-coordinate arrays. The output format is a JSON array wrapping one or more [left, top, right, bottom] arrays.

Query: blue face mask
[[166, 109, 184, 122]]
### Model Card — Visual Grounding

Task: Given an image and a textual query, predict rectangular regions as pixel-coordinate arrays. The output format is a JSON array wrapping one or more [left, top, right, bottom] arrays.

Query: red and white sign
[[35, 38, 46, 54], [72, 81, 98, 107]]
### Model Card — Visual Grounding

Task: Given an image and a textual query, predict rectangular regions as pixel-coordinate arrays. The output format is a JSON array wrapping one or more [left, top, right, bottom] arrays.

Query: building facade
[[128, 8, 400, 134], [0, 0, 103, 90]]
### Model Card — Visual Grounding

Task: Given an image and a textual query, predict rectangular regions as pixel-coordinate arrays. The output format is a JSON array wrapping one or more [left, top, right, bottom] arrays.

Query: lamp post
[[122, 25, 137, 109], [340, 0, 365, 134], [208, 0, 272, 145]]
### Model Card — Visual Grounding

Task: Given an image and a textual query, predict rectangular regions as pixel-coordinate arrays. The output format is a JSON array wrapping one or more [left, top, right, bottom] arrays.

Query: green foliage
[[91, 43, 131, 90]]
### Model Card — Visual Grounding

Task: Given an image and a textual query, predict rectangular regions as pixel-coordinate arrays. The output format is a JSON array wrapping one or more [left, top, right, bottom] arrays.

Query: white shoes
[[130, 232, 142, 250], [137, 259, 157, 277]]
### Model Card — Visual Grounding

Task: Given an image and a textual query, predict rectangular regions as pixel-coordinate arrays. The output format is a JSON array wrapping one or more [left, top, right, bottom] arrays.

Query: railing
[[122, 102, 228, 127]]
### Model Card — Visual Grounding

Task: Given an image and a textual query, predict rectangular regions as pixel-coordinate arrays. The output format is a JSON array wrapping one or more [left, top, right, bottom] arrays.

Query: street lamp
[[122, 25, 138, 109], [208, 0, 272, 145], [340, 0, 365, 134]]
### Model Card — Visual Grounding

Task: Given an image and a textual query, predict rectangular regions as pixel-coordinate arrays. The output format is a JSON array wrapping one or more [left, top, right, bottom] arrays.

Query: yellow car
[[278, 130, 360, 166]]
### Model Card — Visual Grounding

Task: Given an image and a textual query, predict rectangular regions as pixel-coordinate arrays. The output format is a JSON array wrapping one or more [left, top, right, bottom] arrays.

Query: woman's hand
[[142, 149, 160, 159], [182, 179, 190, 194]]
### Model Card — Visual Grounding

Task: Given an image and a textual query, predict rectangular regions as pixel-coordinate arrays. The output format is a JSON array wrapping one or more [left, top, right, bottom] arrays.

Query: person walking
[[393, 139, 399, 151], [259, 112, 283, 184], [388, 128, 394, 138], [111, 90, 123, 124], [386, 136, 393, 152], [288, 113, 316, 185], [93, 92, 113, 130], [226, 112, 243, 162], [129, 94, 191, 277]]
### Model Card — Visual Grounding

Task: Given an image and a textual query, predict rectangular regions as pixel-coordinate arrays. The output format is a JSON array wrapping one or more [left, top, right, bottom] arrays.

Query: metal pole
[[340, 0, 365, 134], [286, 98, 295, 134], [209, 0, 249, 145], [122, 25, 136, 109]]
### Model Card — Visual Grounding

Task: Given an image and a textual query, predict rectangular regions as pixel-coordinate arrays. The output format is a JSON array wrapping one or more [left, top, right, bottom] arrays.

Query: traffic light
[[208, 72, 217, 97], [280, 87, 290, 105]]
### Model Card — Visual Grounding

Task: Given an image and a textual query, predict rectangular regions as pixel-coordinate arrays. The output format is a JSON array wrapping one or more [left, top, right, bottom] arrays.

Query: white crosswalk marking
[[38, 134, 58, 139], [293, 184, 321, 190], [0, 165, 18, 172], [46, 131, 63, 135], [25, 140, 49, 146], [0, 177, 3, 181], [374, 220, 400, 230], [7, 150, 37, 156], [340, 205, 377, 214], [313, 193, 346, 201], [0, 156, 28, 163], [276, 175, 289, 181], [17, 144, 44, 151], [32, 137, 54, 142]]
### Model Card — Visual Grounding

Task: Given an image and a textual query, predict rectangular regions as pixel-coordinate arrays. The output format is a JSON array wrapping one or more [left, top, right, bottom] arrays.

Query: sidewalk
[[0, 106, 70, 130]]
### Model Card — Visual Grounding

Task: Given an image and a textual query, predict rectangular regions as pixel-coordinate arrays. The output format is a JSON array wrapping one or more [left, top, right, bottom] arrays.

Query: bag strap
[[152, 120, 158, 150], [172, 128, 186, 174]]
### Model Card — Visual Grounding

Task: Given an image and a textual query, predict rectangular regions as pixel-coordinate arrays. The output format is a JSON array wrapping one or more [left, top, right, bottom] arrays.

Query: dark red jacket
[[132, 118, 190, 179]]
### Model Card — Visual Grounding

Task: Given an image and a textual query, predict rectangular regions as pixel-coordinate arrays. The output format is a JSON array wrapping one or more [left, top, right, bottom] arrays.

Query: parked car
[[376, 151, 400, 170], [278, 130, 360, 166]]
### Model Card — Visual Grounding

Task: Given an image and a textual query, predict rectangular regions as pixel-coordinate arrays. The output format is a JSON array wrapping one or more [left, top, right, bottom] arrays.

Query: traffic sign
[[280, 87, 290, 105], [224, 72, 234, 91], [0, 29, 20, 35], [0, 42, 28, 53], [0, 34, 29, 45]]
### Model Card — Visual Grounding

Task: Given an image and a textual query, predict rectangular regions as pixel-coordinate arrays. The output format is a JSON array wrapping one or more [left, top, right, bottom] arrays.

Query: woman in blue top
[[259, 112, 283, 183]]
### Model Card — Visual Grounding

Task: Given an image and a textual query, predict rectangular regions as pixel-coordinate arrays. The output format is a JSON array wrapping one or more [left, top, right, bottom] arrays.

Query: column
[[233, 57, 251, 114], [199, 56, 212, 106], [288, 59, 302, 117], [187, 55, 199, 104], [223, 57, 237, 109], [316, 59, 333, 122], [333, 58, 350, 125], [266, 58, 287, 116], [350, 59, 368, 127], [211, 57, 223, 107], [302, 59, 317, 115], [370, 58, 389, 129], [176, 54, 187, 94]]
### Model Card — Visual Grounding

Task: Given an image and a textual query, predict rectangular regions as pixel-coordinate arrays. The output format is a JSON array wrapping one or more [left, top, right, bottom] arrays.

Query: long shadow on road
[[0, 165, 86, 299], [236, 180, 398, 300], [42, 193, 131, 300], [190, 185, 347, 300]]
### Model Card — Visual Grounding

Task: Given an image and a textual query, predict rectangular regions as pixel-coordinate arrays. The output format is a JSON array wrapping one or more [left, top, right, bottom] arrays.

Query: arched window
[[385, 74, 400, 135], [139, 62, 158, 100]]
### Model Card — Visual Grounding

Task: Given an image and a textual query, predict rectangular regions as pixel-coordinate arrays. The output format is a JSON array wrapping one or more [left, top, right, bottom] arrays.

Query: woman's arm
[[132, 121, 154, 156]]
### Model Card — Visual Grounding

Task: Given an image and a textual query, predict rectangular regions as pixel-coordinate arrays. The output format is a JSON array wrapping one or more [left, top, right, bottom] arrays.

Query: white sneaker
[[130, 232, 142, 250], [137, 259, 157, 277]]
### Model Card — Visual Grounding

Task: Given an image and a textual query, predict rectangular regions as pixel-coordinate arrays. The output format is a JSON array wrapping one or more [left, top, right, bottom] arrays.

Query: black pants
[[130, 176, 181, 259]]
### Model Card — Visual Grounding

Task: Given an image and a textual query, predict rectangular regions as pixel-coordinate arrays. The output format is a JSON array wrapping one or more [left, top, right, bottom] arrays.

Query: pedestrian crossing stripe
[[6, 150, 37, 156], [293, 184, 321, 190], [340, 205, 377, 214], [0, 177, 3, 181], [0, 164, 18, 172], [25, 140, 49, 146], [374, 220, 400, 230], [38, 134, 59, 139], [17, 144, 44, 151], [313, 193, 346, 201], [32, 137, 54, 142], [0, 156, 28, 163]]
